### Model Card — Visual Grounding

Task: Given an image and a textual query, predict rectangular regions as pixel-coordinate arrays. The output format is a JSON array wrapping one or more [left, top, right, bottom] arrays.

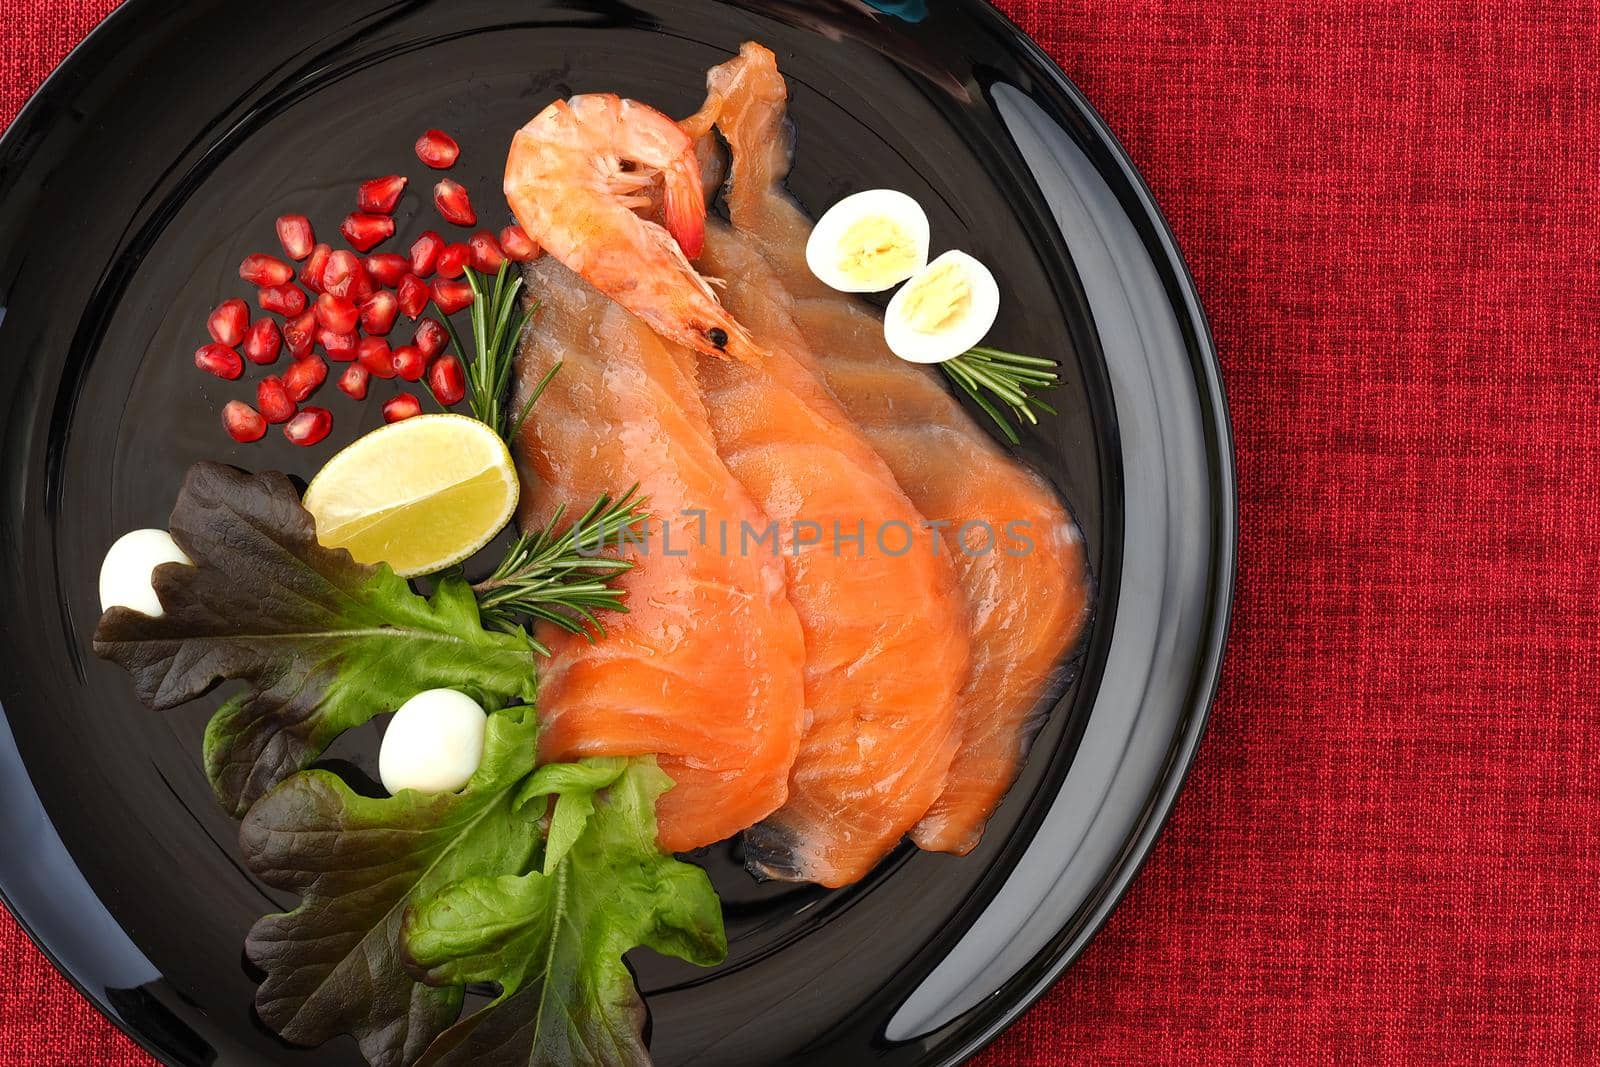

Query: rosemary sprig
[[940, 346, 1061, 445], [471, 486, 650, 648], [426, 266, 640, 647], [431, 263, 548, 442]]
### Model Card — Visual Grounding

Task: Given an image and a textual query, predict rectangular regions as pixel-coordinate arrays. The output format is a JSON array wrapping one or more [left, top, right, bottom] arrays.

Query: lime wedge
[[303, 414, 518, 577]]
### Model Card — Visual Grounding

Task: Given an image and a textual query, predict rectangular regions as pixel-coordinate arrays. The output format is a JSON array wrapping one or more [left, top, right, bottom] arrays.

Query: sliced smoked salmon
[[695, 223, 971, 887], [702, 43, 1093, 855], [511, 256, 807, 853]]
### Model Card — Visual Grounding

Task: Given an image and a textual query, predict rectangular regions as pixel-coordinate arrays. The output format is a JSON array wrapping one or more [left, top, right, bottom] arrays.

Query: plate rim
[[932, 4, 1236, 1064], [1, 6, 189, 1063], [0, 2, 1238, 1064]]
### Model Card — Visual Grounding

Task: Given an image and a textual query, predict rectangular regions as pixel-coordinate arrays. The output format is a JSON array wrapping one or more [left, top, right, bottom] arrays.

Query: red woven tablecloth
[[5, 0, 1599, 1063]]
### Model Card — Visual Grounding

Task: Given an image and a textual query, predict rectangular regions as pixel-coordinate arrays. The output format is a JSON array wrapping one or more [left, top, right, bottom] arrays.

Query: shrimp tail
[[663, 164, 707, 259]]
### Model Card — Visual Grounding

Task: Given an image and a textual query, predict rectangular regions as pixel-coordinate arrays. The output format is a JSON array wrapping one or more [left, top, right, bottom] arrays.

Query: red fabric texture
[[5, 0, 1599, 1063]]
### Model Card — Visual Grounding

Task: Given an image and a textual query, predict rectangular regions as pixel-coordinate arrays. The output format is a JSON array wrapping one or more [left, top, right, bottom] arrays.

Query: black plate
[[0, 1, 1233, 1064]]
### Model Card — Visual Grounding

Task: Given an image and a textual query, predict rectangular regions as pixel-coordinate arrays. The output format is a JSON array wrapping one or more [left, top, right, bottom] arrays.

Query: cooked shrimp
[[505, 94, 763, 363]]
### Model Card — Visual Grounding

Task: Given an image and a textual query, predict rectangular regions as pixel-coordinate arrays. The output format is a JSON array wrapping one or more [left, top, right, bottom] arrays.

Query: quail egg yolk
[[898, 260, 974, 333], [836, 216, 921, 289]]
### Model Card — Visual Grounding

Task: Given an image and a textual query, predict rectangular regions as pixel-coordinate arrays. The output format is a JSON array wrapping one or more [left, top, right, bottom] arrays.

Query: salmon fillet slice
[[511, 256, 808, 853], [702, 43, 1094, 854], [694, 222, 971, 887]]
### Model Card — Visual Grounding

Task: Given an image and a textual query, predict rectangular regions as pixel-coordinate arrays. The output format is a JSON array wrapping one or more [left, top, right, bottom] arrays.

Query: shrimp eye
[[707, 327, 729, 348]]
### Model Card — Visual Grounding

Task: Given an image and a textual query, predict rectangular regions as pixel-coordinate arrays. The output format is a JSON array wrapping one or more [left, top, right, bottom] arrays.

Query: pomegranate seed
[[341, 212, 395, 253], [315, 292, 360, 334], [338, 363, 370, 400], [413, 317, 449, 359], [410, 230, 444, 277], [222, 401, 267, 443], [415, 129, 460, 169], [433, 180, 476, 226], [357, 174, 408, 215], [468, 231, 505, 272], [195, 343, 244, 380], [364, 253, 409, 287], [428, 354, 466, 406], [207, 298, 250, 346], [432, 279, 474, 315], [357, 336, 396, 379], [499, 224, 538, 262], [284, 356, 329, 401], [276, 215, 315, 261], [258, 283, 308, 316], [397, 274, 429, 319], [243, 317, 282, 365], [437, 243, 470, 279], [384, 393, 423, 423], [240, 253, 294, 287], [318, 328, 359, 361], [301, 243, 333, 292], [256, 376, 297, 423], [284, 310, 317, 358], [361, 290, 400, 336], [391, 344, 427, 382], [284, 407, 333, 446], [322, 250, 372, 300]]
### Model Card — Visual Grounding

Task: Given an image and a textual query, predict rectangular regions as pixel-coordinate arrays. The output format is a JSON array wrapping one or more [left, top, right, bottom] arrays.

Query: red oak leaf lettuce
[[92, 462, 539, 815]]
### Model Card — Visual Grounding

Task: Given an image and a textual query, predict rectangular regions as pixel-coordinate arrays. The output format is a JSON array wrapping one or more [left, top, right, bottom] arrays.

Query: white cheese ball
[[98, 529, 192, 617], [379, 689, 488, 795]]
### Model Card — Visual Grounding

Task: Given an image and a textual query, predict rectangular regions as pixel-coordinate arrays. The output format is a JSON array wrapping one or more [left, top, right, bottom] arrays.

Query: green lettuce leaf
[[93, 462, 727, 1067], [92, 462, 539, 815], [240, 708, 544, 1067], [401, 761, 727, 1067], [516, 757, 630, 873]]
